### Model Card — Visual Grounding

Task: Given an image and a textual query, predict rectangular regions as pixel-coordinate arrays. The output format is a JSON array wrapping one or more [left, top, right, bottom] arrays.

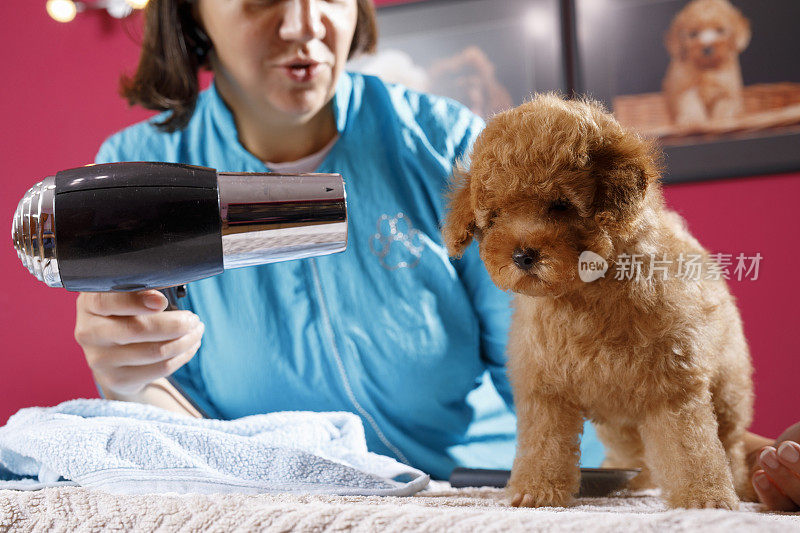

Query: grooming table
[[2, 483, 798, 531]]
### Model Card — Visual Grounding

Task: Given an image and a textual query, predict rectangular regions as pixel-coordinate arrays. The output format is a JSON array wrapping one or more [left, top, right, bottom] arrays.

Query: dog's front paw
[[506, 456, 579, 508], [669, 487, 739, 510], [507, 484, 574, 508], [506, 472, 575, 508]]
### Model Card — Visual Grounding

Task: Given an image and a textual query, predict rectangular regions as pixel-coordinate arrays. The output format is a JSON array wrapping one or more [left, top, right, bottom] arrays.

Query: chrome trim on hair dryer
[[12, 175, 61, 287]]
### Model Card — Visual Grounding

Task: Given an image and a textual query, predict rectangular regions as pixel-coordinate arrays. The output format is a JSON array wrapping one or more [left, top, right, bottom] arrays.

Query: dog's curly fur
[[443, 94, 755, 509], [663, 0, 751, 126]]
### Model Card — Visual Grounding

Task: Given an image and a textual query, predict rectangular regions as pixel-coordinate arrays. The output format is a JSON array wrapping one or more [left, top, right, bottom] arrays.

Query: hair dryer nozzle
[[218, 172, 347, 269], [12, 175, 61, 287]]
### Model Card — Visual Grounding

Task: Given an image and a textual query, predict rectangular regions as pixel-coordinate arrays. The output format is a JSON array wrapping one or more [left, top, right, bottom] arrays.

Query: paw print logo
[[369, 213, 425, 270]]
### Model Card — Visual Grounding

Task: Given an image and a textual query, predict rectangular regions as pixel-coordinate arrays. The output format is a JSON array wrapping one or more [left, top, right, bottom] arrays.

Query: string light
[[45, 0, 147, 23], [46, 0, 78, 23]]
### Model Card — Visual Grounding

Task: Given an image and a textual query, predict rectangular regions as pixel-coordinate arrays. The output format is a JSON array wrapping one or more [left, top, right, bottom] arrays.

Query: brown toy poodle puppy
[[442, 94, 754, 509], [663, 0, 751, 127]]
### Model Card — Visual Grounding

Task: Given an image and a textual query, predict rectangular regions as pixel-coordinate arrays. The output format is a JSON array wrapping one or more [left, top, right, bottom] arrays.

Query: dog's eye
[[689, 30, 699, 38], [548, 199, 571, 213]]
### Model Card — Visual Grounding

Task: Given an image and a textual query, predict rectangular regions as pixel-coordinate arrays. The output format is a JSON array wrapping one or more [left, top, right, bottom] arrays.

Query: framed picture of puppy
[[350, 0, 565, 120], [573, 0, 800, 183]]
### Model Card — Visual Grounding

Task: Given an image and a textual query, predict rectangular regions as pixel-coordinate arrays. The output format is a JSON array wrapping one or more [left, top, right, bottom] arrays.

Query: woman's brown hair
[[121, 0, 378, 132]]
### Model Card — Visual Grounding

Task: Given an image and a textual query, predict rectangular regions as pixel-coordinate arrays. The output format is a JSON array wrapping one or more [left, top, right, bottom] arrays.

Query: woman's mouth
[[281, 62, 322, 83]]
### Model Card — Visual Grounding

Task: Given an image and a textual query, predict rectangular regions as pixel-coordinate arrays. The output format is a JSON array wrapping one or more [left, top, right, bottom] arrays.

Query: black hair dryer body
[[12, 162, 348, 417]]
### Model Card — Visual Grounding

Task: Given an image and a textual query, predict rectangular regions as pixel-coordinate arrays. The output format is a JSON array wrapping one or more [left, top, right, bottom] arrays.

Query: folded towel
[[0, 399, 429, 496]]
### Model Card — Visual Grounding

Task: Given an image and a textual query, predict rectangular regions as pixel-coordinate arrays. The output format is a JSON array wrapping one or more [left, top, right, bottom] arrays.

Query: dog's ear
[[590, 137, 660, 228], [732, 9, 751, 52], [442, 163, 477, 258], [664, 16, 685, 60]]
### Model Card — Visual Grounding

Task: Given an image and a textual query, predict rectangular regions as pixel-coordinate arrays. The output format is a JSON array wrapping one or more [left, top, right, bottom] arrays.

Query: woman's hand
[[74, 290, 205, 397], [751, 422, 800, 511]]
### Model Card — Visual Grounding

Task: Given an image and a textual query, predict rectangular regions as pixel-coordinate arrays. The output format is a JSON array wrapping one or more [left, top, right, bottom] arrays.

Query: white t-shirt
[[264, 134, 339, 174]]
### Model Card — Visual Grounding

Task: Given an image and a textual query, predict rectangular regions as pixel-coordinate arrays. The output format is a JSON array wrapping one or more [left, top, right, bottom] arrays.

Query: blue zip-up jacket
[[95, 71, 603, 479]]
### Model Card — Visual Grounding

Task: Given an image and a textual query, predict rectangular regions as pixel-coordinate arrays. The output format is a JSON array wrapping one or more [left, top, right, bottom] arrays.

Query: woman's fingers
[[753, 469, 798, 512], [90, 322, 205, 370], [98, 340, 202, 396], [79, 311, 200, 347], [776, 441, 800, 470], [754, 445, 800, 511], [79, 290, 167, 317], [75, 290, 205, 397]]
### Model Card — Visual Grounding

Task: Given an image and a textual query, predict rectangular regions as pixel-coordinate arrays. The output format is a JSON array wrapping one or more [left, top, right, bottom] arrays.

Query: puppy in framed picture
[[663, 0, 751, 127]]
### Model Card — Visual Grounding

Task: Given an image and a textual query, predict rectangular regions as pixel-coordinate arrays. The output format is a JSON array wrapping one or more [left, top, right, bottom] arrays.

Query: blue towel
[[0, 399, 429, 496]]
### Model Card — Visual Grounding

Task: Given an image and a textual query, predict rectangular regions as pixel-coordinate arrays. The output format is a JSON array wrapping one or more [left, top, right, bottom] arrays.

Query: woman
[[73, 0, 799, 509], [75, 0, 534, 481]]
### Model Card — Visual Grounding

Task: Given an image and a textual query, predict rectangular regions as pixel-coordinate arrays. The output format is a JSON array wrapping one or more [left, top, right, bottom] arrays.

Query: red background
[[1, 3, 797, 438]]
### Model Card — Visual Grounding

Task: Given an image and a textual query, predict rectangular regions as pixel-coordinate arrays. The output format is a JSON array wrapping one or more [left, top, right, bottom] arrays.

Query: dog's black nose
[[512, 248, 539, 271], [703, 46, 714, 56]]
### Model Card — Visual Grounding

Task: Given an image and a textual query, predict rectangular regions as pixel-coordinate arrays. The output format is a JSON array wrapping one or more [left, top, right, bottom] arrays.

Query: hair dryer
[[12, 162, 347, 417]]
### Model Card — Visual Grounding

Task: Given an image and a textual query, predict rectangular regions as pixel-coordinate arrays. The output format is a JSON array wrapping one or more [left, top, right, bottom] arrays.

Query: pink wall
[[663, 175, 800, 437], [1, 3, 797, 440], [1, 5, 154, 421]]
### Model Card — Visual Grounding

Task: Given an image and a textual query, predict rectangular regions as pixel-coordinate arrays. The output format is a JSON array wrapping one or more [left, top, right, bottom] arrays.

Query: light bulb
[[125, 0, 149, 8], [46, 0, 77, 23], [106, 0, 133, 18]]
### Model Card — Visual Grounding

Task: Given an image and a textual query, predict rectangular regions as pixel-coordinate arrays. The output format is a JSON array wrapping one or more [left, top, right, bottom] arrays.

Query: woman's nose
[[279, 0, 326, 44]]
